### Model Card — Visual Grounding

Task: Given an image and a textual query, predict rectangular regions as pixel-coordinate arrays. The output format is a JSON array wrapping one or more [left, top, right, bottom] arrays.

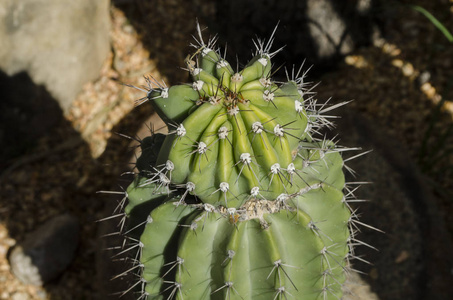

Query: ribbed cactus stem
[[114, 24, 369, 300]]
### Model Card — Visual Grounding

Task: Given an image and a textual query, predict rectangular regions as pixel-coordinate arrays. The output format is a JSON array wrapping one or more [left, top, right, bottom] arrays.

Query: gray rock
[[11, 292, 30, 300], [9, 214, 79, 286], [343, 272, 380, 300], [215, 0, 379, 73], [0, 0, 110, 112], [0, 71, 63, 164]]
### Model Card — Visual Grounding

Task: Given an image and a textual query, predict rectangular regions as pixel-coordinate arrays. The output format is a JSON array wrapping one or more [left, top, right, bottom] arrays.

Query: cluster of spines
[[129, 83, 348, 207], [99, 153, 376, 300], [107, 198, 342, 299], [97, 25, 380, 300], [99, 182, 377, 300]]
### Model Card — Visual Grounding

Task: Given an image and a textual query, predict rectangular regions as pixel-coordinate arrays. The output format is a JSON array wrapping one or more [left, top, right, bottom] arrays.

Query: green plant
[[115, 25, 369, 300], [411, 4, 453, 179], [410, 5, 453, 43]]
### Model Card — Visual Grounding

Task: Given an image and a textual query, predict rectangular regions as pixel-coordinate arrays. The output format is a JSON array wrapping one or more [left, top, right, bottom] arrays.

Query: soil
[[1, 1, 452, 299]]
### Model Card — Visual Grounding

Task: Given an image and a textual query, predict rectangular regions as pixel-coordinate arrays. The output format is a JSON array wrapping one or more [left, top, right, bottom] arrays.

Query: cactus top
[[119, 28, 361, 300], [134, 38, 343, 209]]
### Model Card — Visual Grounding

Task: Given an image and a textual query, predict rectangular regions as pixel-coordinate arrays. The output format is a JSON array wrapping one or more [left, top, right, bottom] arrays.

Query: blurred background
[[0, 0, 452, 299]]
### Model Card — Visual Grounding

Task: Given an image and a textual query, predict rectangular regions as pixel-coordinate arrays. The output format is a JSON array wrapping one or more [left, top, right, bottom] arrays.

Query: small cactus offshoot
[[108, 24, 374, 300]]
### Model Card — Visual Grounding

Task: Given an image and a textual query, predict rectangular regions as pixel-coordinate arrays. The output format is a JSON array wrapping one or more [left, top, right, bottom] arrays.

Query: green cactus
[[115, 25, 368, 300]]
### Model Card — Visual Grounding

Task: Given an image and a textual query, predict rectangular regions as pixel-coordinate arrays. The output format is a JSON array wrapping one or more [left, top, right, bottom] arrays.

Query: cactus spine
[[116, 25, 365, 300]]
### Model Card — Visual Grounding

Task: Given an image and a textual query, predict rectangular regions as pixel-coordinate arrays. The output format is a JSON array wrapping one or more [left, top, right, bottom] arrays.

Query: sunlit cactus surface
[[112, 25, 369, 300]]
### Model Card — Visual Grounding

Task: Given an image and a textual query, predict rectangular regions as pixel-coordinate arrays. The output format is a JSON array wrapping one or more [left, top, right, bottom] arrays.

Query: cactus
[[114, 25, 369, 300]]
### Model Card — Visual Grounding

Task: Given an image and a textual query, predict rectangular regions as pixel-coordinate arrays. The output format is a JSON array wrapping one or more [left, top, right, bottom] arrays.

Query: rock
[[11, 292, 30, 300], [215, 0, 379, 74], [0, 0, 110, 112], [0, 70, 63, 165], [343, 272, 380, 300], [9, 214, 79, 286]]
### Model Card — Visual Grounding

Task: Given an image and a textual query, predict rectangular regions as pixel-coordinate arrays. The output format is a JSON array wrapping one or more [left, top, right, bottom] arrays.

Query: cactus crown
[[131, 25, 344, 211], [117, 24, 366, 300]]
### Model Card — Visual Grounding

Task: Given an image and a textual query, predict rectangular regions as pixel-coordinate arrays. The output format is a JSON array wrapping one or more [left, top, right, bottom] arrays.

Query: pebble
[[36, 290, 47, 299], [11, 292, 29, 300], [8, 214, 79, 286]]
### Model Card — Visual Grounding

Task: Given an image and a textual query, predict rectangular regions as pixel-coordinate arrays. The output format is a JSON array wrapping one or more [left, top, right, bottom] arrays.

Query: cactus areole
[[120, 25, 362, 300]]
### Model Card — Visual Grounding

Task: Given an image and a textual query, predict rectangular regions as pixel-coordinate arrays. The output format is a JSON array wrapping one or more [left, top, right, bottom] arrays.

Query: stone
[[0, 70, 63, 165], [9, 214, 79, 286], [0, 0, 110, 112], [343, 272, 380, 300], [215, 0, 379, 74], [11, 292, 30, 300]]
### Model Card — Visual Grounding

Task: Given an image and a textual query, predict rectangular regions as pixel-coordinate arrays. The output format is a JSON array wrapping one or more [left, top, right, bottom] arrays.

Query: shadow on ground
[[0, 68, 152, 299]]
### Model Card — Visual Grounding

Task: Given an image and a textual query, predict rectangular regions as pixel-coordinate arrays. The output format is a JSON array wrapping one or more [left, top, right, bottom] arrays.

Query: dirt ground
[[1, 0, 452, 299]]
